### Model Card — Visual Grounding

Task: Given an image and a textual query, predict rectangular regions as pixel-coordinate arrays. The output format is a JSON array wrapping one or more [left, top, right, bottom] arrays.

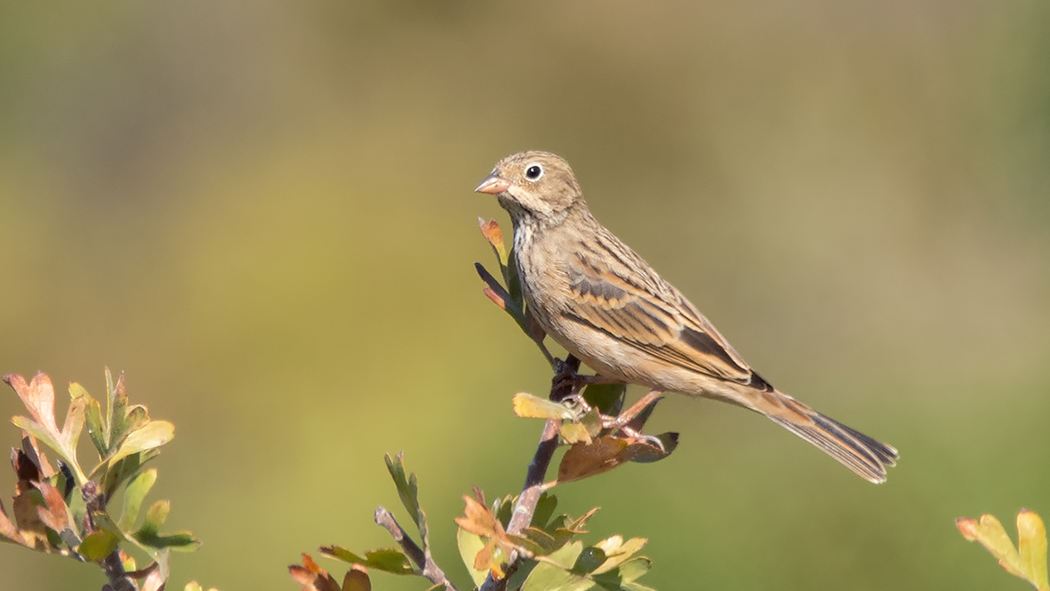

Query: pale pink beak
[[474, 174, 511, 195]]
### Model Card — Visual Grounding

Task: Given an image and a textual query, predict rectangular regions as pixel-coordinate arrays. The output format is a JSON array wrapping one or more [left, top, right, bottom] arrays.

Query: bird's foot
[[550, 356, 622, 401]]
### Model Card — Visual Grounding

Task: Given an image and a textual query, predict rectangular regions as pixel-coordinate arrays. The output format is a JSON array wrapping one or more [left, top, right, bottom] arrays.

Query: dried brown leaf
[[556, 436, 631, 484]]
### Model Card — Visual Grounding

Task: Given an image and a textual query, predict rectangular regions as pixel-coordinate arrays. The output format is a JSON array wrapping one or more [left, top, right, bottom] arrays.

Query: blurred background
[[1, 1, 1048, 589]]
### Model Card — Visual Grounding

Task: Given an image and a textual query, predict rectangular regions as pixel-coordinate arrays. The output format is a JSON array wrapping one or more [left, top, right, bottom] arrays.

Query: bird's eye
[[524, 164, 543, 181]]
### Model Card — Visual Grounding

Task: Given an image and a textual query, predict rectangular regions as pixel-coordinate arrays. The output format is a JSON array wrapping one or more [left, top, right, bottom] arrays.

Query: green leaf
[[132, 501, 200, 552], [98, 450, 158, 502], [493, 495, 514, 528], [532, 493, 558, 531], [592, 537, 648, 574], [504, 248, 523, 307], [572, 547, 607, 575], [134, 530, 201, 552], [957, 514, 1025, 578], [612, 556, 651, 583], [10, 417, 63, 468], [457, 528, 489, 588], [140, 500, 170, 534], [590, 557, 653, 590], [108, 421, 175, 468], [321, 546, 415, 575], [581, 383, 626, 417], [119, 469, 158, 531], [75, 383, 108, 456], [384, 453, 429, 549], [79, 530, 120, 561], [520, 527, 560, 554], [105, 368, 125, 449], [1017, 510, 1049, 590], [522, 542, 594, 591]]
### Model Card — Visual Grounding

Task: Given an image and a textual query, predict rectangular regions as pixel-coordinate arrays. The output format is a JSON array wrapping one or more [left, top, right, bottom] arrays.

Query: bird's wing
[[562, 233, 769, 390]]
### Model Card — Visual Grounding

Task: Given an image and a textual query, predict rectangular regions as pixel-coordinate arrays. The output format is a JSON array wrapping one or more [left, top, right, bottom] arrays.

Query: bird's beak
[[474, 174, 511, 195]]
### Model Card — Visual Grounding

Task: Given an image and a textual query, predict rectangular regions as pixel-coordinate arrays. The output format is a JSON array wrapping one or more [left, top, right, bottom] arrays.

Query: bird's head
[[474, 151, 585, 225]]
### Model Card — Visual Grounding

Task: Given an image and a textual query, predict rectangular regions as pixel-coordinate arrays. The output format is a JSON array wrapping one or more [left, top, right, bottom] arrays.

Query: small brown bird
[[475, 151, 898, 483]]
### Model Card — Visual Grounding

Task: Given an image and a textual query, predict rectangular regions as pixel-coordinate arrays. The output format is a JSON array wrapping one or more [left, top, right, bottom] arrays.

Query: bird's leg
[[601, 390, 666, 450], [550, 355, 583, 401]]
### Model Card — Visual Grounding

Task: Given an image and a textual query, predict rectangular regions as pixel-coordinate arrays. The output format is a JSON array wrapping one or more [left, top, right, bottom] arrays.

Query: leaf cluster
[[1, 369, 207, 591], [292, 455, 656, 591]]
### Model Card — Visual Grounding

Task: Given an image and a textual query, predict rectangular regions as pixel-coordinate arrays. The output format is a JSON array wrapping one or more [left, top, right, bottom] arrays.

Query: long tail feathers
[[761, 391, 898, 484]]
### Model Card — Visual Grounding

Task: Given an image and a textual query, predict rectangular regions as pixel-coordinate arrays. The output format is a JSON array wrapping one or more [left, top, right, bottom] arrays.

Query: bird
[[475, 150, 898, 483]]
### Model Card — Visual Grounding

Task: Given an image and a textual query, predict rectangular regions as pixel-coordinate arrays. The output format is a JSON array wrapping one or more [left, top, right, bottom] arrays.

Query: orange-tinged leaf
[[1017, 510, 1049, 590], [290, 553, 343, 591], [483, 287, 507, 310], [479, 218, 508, 263], [455, 495, 502, 538]]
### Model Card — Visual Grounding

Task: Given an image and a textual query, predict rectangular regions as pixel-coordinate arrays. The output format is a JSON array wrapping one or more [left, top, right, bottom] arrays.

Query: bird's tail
[[754, 389, 898, 483]]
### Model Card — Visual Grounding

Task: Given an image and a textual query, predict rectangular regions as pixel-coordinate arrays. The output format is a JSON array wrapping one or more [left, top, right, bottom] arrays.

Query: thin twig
[[374, 506, 459, 591], [479, 356, 579, 591], [84, 480, 137, 591]]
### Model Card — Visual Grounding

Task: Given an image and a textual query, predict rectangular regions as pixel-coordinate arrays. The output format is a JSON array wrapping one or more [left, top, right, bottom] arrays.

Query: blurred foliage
[[957, 509, 1049, 591], [1, 369, 209, 591], [1, 1, 1049, 590]]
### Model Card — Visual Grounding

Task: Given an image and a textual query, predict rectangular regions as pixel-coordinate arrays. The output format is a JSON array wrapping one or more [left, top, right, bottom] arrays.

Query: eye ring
[[524, 164, 544, 181]]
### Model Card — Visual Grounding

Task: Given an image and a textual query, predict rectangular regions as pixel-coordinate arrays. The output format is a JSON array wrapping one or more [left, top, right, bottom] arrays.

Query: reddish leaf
[[483, 287, 507, 310], [3, 372, 59, 435], [35, 481, 70, 534]]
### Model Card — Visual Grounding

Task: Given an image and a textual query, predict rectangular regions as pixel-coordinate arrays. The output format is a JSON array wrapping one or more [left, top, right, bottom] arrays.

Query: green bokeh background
[[2, 1, 1049, 589]]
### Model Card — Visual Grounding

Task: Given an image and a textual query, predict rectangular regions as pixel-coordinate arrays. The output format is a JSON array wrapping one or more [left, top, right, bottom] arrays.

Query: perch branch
[[479, 356, 580, 591]]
